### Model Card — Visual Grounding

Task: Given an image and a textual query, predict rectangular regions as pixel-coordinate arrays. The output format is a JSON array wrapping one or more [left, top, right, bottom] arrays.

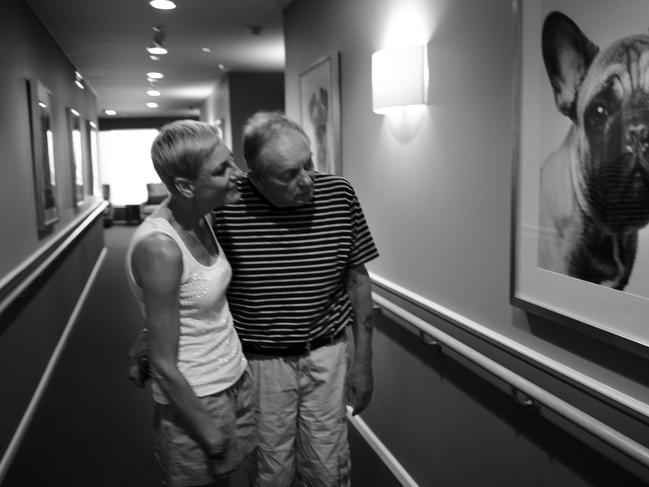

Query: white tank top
[[125, 211, 247, 404]]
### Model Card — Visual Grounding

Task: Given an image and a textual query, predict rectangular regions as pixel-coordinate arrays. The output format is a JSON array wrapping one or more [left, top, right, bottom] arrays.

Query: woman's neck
[[166, 197, 203, 231]]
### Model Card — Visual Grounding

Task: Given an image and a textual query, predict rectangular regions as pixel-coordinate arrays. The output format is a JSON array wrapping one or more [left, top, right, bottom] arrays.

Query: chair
[[139, 182, 169, 220]]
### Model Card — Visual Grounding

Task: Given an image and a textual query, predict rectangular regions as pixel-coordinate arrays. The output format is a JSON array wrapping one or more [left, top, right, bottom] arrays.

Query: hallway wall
[[283, 0, 649, 485], [201, 72, 285, 169], [0, 0, 99, 279], [0, 0, 103, 479]]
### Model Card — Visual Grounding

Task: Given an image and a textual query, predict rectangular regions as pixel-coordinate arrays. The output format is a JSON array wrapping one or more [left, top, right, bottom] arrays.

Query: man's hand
[[346, 359, 373, 416], [128, 328, 151, 388]]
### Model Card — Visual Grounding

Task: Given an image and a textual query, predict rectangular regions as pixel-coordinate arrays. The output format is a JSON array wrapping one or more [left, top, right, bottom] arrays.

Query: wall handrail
[[370, 273, 649, 423], [0, 201, 107, 317], [372, 292, 649, 470]]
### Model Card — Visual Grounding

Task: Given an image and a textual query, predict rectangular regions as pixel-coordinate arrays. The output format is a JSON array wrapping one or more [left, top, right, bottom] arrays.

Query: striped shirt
[[212, 173, 379, 352]]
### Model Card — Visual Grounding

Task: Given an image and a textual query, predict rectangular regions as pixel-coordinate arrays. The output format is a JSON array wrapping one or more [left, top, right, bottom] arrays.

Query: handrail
[[370, 273, 649, 423], [0, 201, 107, 317], [372, 291, 649, 470], [0, 248, 107, 484]]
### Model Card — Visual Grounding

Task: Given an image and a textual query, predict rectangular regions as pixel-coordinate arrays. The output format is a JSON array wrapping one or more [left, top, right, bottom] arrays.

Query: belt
[[242, 329, 345, 357]]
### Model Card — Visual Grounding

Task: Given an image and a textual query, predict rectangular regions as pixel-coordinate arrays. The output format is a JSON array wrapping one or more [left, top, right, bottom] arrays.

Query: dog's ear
[[542, 11, 599, 121]]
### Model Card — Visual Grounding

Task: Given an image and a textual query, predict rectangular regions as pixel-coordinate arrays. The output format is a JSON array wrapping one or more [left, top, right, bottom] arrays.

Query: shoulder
[[315, 173, 355, 194], [132, 232, 182, 267]]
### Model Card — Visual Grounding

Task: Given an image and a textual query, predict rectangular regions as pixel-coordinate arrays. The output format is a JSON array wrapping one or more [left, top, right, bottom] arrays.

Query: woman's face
[[193, 144, 242, 209]]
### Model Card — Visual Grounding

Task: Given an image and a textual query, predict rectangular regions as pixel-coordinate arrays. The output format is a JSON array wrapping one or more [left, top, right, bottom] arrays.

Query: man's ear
[[174, 177, 195, 198]]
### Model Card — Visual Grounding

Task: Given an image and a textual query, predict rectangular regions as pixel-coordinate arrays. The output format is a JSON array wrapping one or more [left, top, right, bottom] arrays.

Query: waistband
[[241, 328, 346, 357]]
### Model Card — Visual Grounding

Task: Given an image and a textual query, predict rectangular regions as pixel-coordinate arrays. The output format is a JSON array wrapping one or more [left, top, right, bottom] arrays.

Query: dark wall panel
[[0, 218, 104, 461]]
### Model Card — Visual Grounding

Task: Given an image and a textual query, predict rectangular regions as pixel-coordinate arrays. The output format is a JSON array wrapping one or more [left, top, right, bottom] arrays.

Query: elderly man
[[131, 111, 378, 486], [213, 111, 378, 486]]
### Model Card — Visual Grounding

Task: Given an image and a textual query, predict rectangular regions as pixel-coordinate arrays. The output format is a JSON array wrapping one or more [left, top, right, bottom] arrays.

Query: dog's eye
[[585, 103, 609, 132]]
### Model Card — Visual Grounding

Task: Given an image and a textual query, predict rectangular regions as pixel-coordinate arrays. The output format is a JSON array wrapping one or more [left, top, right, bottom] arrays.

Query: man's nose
[[297, 168, 313, 186], [229, 164, 244, 180]]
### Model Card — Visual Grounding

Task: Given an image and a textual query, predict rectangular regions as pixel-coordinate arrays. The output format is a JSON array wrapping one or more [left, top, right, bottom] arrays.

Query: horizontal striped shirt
[[212, 173, 379, 352]]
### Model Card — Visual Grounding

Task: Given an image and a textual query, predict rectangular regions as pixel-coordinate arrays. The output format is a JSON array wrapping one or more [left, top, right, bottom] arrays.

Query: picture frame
[[299, 52, 341, 175], [67, 108, 84, 206], [511, 0, 649, 353], [26, 78, 58, 233], [86, 120, 100, 197]]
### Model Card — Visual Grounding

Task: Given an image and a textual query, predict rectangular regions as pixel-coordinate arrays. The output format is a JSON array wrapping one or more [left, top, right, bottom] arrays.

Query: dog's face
[[543, 12, 649, 230]]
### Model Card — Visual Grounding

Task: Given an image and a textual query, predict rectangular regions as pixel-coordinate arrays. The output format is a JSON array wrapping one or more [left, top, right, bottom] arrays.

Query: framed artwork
[[299, 52, 341, 175], [511, 0, 649, 352], [27, 78, 58, 233], [67, 108, 84, 206], [86, 120, 100, 197]]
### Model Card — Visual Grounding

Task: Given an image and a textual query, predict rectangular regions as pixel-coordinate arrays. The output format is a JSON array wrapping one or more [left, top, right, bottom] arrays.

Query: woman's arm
[[132, 233, 229, 457]]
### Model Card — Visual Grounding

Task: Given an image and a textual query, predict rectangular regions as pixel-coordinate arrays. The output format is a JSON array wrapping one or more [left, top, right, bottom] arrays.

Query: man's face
[[255, 130, 315, 208]]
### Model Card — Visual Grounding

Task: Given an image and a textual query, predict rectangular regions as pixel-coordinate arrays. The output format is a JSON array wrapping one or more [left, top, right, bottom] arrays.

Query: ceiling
[[24, 0, 293, 119]]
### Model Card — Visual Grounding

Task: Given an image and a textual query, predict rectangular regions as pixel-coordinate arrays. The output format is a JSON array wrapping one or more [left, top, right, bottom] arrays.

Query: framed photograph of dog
[[299, 52, 342, 175], [512, 0, 649, 353]]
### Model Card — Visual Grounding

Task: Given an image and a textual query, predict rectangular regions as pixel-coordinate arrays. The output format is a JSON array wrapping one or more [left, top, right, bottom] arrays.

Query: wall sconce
[[372, 45, 429, 115]]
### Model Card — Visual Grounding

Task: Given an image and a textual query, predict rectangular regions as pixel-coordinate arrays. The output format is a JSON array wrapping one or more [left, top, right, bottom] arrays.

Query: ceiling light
[[202, 47, 211, 53], [146, 25, 168, 55], [104, 109, 117, 116], [150, 55, 161, 61], [147, 72, 164, 79], [74, 70, 85, 90], [146, 43, 167, 55], [149, 0, 176, 10], [218, 64, 225, 70], [147, 89, 161, 97], [147, 102, 159, 108]]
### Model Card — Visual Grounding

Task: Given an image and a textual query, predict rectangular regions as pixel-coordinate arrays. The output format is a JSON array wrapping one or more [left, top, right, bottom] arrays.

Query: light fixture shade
[[372, 45, 429, 114]]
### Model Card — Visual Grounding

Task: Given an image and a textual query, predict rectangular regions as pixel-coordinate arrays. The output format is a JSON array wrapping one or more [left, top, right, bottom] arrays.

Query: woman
[[125, 120, 254, 486]]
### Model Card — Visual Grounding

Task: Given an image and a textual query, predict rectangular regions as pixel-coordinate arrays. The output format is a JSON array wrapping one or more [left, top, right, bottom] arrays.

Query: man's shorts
[[152, 369, 256, 487]]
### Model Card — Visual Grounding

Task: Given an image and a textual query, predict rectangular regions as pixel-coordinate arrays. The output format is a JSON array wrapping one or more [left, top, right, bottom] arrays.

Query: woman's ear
[[174, 177, 195, 198]]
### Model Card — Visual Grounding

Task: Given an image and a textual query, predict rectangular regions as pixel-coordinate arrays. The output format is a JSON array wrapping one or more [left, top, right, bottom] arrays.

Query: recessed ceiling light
[[149, 0, 176, 10], [202, 47, 211, 53], [146, 72, 164, 79], [218, 64, 225, 70], [147, 89, 161, 97], [104, 109, 117, 116], [146, 43, 167, 55], [147, 102, 159, 108]]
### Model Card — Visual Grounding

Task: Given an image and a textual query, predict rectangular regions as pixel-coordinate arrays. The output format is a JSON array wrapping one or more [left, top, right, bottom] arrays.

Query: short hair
[[242, 111, 310, 174], [151, 120, 223, 192]]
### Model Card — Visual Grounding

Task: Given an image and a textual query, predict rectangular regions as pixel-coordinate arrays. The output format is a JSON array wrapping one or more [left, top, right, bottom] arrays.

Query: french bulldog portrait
[[537, 11, 649, 290]]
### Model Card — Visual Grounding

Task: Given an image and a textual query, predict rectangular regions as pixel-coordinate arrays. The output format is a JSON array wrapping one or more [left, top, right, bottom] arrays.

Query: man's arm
[[346, 263, 374, 415]]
